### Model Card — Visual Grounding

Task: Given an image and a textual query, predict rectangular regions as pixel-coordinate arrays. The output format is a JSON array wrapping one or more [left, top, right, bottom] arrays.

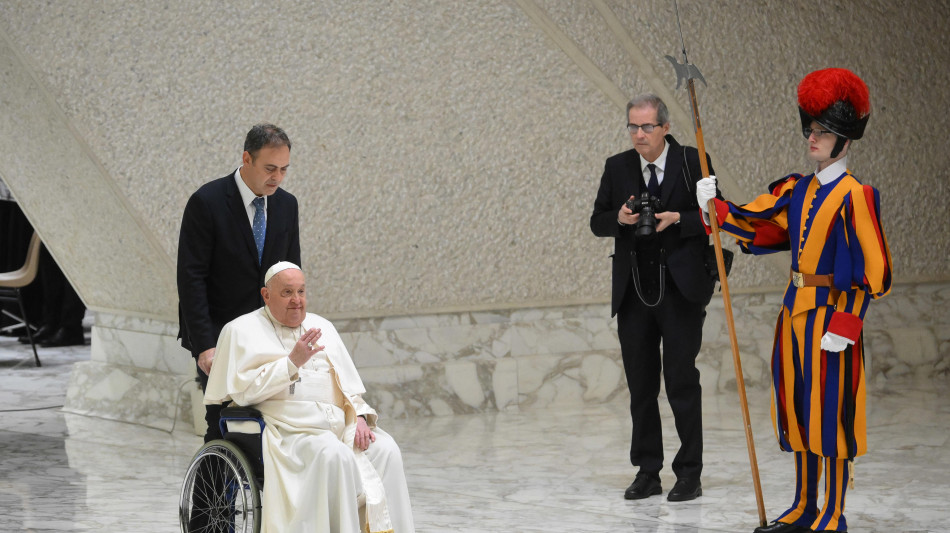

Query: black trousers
[[191, 360, 224, 531], [617, 269, 706, 480], [194, 359, 224, 442]]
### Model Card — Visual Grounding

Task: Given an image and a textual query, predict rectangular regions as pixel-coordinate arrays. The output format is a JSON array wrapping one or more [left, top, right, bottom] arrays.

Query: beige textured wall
[[0, 0, 947, 321]]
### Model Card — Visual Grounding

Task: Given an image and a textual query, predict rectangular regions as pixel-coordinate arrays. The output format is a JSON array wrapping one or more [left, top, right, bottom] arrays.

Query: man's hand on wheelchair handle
[[198, 348, 215, 375]]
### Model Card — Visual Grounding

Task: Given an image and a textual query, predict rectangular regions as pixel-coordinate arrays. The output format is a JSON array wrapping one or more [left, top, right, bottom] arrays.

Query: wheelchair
[[179, 405, 266, 533]]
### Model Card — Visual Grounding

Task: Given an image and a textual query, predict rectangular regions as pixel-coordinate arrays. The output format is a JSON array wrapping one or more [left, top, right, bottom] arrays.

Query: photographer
[[590, 94, 720, 502]]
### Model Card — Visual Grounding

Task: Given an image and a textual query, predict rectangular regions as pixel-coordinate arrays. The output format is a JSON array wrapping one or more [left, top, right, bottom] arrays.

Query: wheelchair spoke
[[181, 442, 259, 533]]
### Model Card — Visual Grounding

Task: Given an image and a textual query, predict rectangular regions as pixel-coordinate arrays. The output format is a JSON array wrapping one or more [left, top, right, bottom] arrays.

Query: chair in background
[[0, 231, 42, 367]]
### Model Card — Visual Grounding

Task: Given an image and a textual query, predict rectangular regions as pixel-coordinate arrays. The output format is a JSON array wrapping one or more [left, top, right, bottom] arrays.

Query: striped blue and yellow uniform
[[710, 168, 891, 531]]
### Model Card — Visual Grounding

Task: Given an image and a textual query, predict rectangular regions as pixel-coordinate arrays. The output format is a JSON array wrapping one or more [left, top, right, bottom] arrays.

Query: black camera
[[625, 192, 664, 238]]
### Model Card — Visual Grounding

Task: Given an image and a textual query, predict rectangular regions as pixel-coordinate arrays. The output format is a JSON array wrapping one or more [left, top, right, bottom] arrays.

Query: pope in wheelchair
[[193, 261, 414, 533]]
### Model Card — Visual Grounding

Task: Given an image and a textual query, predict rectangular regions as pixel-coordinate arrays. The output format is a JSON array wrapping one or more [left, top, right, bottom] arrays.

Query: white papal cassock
[[204, 306, 414, 533]]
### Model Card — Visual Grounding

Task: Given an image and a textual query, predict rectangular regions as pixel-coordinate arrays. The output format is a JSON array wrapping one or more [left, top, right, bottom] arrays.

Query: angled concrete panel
[[0, 34, 176, 321]]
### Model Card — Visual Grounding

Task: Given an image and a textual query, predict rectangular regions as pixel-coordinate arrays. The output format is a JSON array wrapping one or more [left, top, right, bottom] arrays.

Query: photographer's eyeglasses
[[802, 127, 833, 139], [627, 123, 662, 134]]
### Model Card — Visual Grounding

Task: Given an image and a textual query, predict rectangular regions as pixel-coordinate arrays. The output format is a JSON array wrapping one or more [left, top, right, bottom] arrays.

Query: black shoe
[[753, 521, 811, 533], [667, 477, 702, 501], [39, 327, 85, 347], [18, 324, 55, 344], [624, 472, 662, 500]]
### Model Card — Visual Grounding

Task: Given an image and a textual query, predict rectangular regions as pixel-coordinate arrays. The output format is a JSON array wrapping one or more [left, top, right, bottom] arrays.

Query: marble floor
[[1, 334, 948, 532]]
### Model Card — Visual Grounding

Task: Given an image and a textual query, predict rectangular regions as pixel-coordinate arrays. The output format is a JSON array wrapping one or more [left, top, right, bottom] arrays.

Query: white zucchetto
[[264, 261, 301, 285]]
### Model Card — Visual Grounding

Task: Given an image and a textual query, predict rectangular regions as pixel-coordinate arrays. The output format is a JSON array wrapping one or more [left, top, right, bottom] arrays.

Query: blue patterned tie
[[646, 163, 660, 197], [251, 196, 266, 265]]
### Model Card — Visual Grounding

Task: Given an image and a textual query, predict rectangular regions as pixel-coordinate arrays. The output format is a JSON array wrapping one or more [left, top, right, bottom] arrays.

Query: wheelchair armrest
[[218, 405, 265, 436], [220, 405, 263, 420]]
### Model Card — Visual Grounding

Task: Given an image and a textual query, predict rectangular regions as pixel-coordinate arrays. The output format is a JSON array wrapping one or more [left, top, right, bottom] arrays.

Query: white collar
[[640, 140, 670, 175], [815, 156, 848, 186], [234, 168, 265, 209]]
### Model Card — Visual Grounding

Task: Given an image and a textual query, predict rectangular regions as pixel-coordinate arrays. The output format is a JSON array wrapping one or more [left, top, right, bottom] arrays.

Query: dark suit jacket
[[590, 134, 716, 316], [177, 171, 301, 357]]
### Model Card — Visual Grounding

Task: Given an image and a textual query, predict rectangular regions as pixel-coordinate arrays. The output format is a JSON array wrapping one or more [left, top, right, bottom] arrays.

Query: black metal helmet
[[798, 68, 871, 157]]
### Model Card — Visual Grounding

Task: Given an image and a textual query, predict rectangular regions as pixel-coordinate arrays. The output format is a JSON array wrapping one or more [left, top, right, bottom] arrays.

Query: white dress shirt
[[234, 168, 267, 227]]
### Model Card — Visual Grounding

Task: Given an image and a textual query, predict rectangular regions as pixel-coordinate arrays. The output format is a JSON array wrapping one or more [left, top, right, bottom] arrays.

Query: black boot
[[753, 521, 811, 533], [19, 324, 55, 344], [39, 327, 85, 347]]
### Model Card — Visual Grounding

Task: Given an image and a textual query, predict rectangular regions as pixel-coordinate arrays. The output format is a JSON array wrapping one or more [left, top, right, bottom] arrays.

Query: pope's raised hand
[[289, 328, 323, 368]]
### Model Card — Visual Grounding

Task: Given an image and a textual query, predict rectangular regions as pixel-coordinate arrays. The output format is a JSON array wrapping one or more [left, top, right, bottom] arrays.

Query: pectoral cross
[[289, 377, 302, 395]]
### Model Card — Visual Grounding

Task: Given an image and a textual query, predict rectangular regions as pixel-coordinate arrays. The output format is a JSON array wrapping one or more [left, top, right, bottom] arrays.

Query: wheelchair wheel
[[180, 439, 262, 533]]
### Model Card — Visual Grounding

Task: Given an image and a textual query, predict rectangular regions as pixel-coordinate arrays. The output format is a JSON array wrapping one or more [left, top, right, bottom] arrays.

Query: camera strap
[[681, 146, 699, 208], [682, 145, 733, 284], [629, 248, 666, 307]]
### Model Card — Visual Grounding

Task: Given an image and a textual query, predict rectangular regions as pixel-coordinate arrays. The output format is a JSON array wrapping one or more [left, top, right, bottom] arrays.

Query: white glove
[[820, 332, 852, 352], [696, 176, 717, 213]]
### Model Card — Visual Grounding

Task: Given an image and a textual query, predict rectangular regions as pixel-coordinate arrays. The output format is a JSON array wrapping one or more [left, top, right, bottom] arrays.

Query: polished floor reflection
[[1, 336, 947, 532]]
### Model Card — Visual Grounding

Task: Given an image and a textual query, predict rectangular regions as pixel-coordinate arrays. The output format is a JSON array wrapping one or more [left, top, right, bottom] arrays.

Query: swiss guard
[[695, 67, 893, 533]]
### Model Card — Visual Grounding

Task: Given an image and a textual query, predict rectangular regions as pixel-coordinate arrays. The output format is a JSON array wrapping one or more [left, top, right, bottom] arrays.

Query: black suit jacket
[[177, 171, 301, 356], [590, 135, 716, 316]]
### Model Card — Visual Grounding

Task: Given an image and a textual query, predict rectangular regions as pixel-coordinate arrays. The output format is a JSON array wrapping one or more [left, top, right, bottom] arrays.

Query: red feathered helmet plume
[[798, 68, 871, 144]]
